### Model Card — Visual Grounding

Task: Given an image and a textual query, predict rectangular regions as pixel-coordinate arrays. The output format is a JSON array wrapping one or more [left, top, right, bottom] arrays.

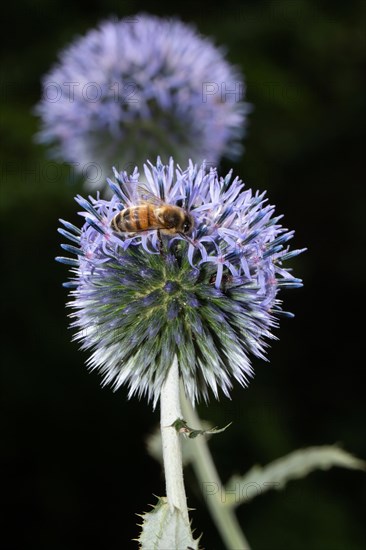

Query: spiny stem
[[160, 356, 190, 524], [180, 388, 251, 550]]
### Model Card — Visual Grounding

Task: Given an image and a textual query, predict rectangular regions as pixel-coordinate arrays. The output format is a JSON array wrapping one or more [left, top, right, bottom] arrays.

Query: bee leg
[[157, 229, 165, 256]]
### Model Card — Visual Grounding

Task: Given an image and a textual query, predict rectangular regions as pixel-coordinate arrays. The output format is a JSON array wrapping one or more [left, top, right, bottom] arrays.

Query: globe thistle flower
[[35, 14, 249, 190], [57, 158, 304, 406]]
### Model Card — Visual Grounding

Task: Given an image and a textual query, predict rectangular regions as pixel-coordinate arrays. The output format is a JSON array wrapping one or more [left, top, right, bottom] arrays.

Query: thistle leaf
[[171, 418, 232, 439], [137, 497, 200, 549], [146, 420, 213, 465], [225, 445, 365, 508]]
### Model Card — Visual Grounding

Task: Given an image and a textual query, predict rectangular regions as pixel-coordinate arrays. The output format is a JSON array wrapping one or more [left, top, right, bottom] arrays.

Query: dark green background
[[2, 1, 365, 549]]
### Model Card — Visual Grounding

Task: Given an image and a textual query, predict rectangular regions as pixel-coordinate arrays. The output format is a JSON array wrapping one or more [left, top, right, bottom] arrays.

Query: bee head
[[182, 214, 194, 234]]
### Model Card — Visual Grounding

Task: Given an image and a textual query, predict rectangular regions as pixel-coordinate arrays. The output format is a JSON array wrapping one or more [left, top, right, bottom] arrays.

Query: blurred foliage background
[[1, 1, 365, 549]]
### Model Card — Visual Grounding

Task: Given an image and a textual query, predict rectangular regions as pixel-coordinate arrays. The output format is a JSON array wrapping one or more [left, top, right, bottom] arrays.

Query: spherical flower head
[[57, 158, 304, 406], [35, 14, 249, 190]]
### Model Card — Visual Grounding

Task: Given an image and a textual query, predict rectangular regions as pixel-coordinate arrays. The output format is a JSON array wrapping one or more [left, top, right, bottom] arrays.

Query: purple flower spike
[[35, 15, 250, 190], [57, 158, 305, 406]]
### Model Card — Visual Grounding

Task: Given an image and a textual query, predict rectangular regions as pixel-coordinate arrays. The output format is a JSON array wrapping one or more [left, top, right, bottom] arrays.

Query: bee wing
[[137, 184, 166, 206]]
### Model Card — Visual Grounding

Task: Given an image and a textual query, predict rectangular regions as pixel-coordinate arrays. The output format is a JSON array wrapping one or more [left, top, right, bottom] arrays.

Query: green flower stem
[[180, 389, 251, 550], [160, 356, 190, 525]]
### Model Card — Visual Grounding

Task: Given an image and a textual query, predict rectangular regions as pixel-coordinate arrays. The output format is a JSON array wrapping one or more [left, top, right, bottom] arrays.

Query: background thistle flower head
[[57, 158, 304, 406], [35, 14, 249, 190]]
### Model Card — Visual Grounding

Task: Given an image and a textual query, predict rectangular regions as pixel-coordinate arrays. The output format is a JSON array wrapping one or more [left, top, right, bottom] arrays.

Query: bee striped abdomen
[[124, 207, 142, 231], [138, 205, 153, 229], [111, 205, 159, 233]]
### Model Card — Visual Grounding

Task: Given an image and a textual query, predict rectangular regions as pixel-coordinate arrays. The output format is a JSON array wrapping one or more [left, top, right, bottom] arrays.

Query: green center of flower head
[[103, 242, 212, 343], [119, 245, 201, 320]]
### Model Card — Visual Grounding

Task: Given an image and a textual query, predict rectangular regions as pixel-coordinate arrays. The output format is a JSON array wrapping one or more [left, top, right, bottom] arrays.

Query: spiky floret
[[57, 158, 304, 405], [36, 14, 249, 189]]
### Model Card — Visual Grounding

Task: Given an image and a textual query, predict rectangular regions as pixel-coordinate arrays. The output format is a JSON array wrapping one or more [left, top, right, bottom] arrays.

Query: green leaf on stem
[[136, 496, 200, 549], [171, 418, 232, 439], [225, 445, 366, 508]]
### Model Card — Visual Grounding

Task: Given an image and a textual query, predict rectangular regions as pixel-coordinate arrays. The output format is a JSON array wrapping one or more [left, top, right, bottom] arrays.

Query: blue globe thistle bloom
[[57, 158, 304, 406], [36, 15, 249, 189]]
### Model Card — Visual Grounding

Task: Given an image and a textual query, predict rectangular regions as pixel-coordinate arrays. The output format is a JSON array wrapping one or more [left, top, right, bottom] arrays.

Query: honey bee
[[111, 186, 194, 244]]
